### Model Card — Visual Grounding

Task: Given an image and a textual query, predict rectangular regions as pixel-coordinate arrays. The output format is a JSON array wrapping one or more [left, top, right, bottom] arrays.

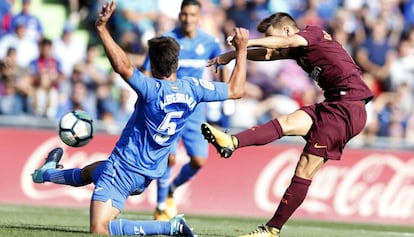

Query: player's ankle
[[231, 135, 239, 148]]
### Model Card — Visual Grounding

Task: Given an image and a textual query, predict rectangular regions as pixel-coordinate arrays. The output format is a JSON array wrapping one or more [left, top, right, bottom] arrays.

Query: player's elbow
[[228, 88, 245, 99], [114, 64, 134, 81]]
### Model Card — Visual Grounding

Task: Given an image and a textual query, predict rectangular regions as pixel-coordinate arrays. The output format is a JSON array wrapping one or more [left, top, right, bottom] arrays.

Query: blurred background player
[[202, 12, 373, 237], [140, 0, 229, 220]]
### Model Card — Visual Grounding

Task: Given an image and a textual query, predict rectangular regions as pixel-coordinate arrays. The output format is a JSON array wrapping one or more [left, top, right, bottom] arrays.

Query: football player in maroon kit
[[202, 12, 374, 237]]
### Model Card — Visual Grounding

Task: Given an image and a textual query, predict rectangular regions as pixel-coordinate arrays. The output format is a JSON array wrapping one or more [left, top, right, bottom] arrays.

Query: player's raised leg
[[32, 147, 104, 187]]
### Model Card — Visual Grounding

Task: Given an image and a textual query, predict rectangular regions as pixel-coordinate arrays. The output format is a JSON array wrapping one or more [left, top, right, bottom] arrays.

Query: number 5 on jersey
[[154, 111, 184, 144]]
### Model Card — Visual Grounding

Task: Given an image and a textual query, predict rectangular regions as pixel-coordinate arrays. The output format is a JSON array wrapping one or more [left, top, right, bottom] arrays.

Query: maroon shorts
[[301, 100, 367, 160]]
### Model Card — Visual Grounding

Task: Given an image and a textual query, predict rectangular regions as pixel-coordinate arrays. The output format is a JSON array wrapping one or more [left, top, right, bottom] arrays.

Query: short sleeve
[[127, 68, 157, 99], [296, 26, 323, 47], [195, 79, 228, 102]]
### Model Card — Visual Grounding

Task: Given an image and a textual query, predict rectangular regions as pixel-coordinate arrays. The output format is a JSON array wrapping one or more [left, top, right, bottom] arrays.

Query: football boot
[[238, 225, 280, 237], [201, 122, 238, 158], [32, 147, 64, 183], [169, 214, 197, 236]]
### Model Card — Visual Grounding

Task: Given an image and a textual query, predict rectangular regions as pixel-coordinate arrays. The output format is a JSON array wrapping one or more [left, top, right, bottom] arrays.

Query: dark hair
[[180, 0, 201, 10], [257, 12, 298, 33], [40, 38, 52, 46], [148, 36, 180, 77]]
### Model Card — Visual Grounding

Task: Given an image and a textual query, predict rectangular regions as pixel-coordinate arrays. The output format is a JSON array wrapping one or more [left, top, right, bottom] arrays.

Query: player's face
[[264, 25, 289, 37], [179, 5, 200, 36]]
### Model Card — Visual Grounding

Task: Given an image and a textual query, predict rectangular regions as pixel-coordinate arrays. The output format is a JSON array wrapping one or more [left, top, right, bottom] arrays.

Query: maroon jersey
[[295, 26, 373, 102]]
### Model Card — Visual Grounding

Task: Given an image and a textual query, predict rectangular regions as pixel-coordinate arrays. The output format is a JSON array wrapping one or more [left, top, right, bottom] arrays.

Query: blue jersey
[[111, 69, 228, 179], [143, 28, 222, 122]]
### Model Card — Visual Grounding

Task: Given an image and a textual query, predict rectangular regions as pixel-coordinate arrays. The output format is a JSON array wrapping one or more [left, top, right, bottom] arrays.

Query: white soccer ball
[[58, 110, 94, 147]]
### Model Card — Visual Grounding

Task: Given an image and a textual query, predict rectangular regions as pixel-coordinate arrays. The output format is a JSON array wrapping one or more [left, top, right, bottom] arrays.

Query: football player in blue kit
[[31, 0, 249, 236], [140, 0, 229, 220]]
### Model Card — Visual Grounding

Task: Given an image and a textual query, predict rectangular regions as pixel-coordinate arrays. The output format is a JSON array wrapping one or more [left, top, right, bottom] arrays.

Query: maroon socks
[[235, 119, 283, 148], [267, 175, 312, 229]]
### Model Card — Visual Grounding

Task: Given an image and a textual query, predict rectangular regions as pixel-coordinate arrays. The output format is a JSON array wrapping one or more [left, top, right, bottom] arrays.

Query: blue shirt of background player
[[142, 28, 222, 125], [111, 68, 228, 179]]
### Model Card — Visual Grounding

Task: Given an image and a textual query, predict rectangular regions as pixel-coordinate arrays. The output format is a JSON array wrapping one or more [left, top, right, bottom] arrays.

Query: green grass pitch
[[0, 204, 413, 237]]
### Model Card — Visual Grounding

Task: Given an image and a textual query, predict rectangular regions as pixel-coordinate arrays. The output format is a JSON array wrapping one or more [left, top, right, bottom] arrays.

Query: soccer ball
[[58, 110, 94, 147]]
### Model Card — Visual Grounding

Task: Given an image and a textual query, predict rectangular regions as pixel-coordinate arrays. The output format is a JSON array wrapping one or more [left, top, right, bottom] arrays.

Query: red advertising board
[[1, 127, 414, 225]]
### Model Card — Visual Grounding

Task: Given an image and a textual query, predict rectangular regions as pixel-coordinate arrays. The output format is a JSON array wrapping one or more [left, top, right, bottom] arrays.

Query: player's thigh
[[90, 199, 120, 234], [81, 160, 105, 183], [277, 109, 313, 136], [295, 153, 325, 180]]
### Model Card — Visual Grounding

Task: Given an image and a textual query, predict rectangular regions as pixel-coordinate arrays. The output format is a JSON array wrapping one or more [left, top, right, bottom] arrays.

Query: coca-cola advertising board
[[1, 127, 414, 225]]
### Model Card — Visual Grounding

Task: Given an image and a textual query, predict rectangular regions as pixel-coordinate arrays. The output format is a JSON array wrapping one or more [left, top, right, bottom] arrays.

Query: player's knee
[[295, 165, 313, 179], [190, 157, 205, 169], [295, 154, 324, 179], [168, 154, 177, 166]]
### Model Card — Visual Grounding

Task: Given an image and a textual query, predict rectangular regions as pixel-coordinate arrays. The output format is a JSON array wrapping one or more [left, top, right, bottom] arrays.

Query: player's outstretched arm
[[226, 28, 248, 99], [247, 34, 308, 49], [95, 1, 134, 80], [207, 48, 291, 71]]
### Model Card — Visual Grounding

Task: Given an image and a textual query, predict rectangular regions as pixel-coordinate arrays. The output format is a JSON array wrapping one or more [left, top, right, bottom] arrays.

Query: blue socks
[[172, 163, 198, 188], [43, 168, 85, 187], [108, 219, 170, 236], [42, 162, 106, 187]]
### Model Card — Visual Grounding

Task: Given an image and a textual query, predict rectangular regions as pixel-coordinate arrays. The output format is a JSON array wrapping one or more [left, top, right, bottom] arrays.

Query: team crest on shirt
[[195, 44, 205, 55], [171, 86, 179, 90]]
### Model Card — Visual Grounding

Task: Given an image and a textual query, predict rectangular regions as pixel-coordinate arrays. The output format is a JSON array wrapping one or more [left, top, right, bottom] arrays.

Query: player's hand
[[206, 54, 233, 73], [231, 27, 249, 50], [96, 1, 116, 30]]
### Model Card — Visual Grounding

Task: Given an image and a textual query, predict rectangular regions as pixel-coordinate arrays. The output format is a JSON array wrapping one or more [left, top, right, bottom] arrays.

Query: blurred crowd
[[1, 0, 414, 147]]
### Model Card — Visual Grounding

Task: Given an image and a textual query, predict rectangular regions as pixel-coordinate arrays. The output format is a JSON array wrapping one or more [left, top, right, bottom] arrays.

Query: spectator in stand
[[11, 0, 43, 43], [28, 38, 64, 90], [0, 0, 13, 38], [297, 0, 325, 28], [0, 18, 38, 67], [0, 47, 27, 115], [52, 21, 86, 78], [314, 0, 339, 25], [0, 74, 25, 115], [364, 0, 404, 48], [157, 0, 180, 34], [356, 19, 397, 93], [406, 27, 414, 52], [28, 71, 59, 119], [109, 84, 133, 125], [224, 0, 255, 38], [403, 0, 414, 29], [0, 46, 28, 79], [389, 40, 414, 91], [244, 60, 284, 99], [55, 80, 97, 121], [69, 44, 107, 95]]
